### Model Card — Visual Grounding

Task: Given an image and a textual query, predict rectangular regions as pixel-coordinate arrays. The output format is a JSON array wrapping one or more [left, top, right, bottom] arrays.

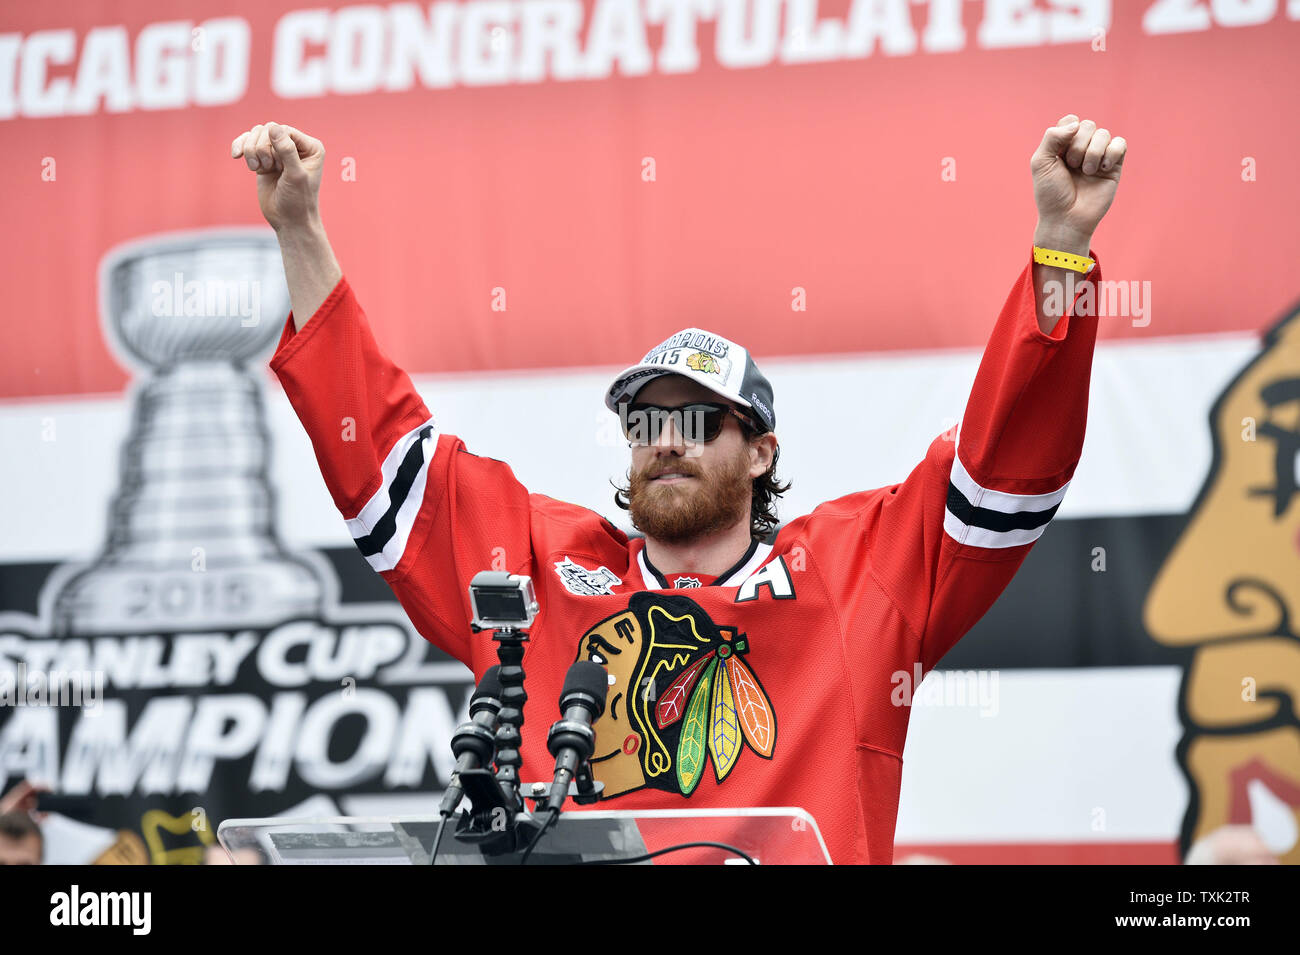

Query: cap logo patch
[[685, 351, 722, 376]]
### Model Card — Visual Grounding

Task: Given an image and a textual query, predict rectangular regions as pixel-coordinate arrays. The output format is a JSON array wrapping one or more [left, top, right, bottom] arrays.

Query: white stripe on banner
[[0, 333, 1260, 561], [896, 667, 1186, 843], [344, 416, 438, 573]]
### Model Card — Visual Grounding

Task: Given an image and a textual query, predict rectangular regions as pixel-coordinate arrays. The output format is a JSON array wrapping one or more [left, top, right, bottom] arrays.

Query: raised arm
[[1030, 114, 1127, 334], [883, 113, 1127, 669], [230, 121, 341, 327], [227, 122, 535, 672], [790, 114, 1130, 681]]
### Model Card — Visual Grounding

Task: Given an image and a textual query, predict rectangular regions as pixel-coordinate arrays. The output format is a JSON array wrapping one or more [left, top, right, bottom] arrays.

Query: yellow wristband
[[1033, 246, 1095, 273]]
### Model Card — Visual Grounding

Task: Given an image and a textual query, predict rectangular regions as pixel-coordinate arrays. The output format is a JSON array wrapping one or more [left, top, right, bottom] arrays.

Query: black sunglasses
[[620, 402, 760, 445]]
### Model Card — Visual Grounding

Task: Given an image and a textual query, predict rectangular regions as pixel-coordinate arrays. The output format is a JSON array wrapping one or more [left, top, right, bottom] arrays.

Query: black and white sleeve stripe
[[346, 417, 438, 572], [943, 447, 1069, 549]]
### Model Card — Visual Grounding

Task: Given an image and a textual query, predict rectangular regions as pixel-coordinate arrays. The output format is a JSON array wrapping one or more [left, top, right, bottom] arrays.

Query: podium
[[217, 807, 832, 864]]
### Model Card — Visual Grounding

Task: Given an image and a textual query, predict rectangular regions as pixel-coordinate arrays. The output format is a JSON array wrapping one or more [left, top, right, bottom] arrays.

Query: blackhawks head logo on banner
[[1145, 302, 1300, 863], [574, 592, 776, 798]]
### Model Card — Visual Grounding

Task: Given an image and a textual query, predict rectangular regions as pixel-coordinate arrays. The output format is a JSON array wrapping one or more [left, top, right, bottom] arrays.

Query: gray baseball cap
[[605, 327, 776, 432]]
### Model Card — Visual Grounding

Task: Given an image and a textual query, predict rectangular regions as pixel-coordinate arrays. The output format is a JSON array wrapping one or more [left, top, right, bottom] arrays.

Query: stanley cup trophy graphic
[[53, 230, 322, 635]]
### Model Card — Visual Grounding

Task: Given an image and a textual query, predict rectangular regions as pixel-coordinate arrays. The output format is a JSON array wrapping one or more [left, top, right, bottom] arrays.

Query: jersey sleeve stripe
[[345, 416, 438, 571], [949, 449, 1070, 513], [942, 508, 1052, 549], [943, 448, 1069, 548]]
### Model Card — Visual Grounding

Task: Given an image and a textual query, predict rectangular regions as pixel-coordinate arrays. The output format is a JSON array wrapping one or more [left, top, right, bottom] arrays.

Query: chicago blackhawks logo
[[574, 592, 776, 798], [684, 351, 721, 376], [1144, 303, 1300, 862]]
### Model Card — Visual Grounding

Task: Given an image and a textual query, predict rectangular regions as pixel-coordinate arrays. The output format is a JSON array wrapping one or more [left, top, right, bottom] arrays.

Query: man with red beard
[[611, 342, 784, 587], [234, 114, 1126, 864]]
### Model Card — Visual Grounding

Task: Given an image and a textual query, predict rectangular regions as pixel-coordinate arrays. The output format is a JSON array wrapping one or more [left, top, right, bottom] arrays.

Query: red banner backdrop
[[2, 0, 1298, 400]]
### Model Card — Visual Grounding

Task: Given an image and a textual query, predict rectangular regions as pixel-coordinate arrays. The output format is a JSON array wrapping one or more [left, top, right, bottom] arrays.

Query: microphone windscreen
[[472, 665, 503, 702], [560, 660, 609, 717]]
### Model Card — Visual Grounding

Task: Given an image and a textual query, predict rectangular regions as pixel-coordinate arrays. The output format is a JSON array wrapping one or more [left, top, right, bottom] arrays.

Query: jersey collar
[[636, 537, 772, 590]]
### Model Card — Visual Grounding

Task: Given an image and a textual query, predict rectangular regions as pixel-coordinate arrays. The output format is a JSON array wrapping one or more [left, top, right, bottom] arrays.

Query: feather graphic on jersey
[[727, 654, 775, 758], [576, 592, 778, 799], [709, 649, 742, 782], [677, 658, 717, 795], [656, 653, 713, 729]]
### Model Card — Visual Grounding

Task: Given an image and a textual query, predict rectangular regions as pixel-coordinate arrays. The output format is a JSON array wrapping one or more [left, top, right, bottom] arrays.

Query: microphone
[[544, 661, 609, 815], [439, 666, 503, 817]]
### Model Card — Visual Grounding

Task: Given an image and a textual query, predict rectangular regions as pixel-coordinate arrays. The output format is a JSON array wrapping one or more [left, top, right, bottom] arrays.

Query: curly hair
[[612, 426, 791, 542]]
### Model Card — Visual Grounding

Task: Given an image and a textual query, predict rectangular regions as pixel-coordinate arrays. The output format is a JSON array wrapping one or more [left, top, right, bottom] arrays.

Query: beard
[[627, 448, 753, 544]]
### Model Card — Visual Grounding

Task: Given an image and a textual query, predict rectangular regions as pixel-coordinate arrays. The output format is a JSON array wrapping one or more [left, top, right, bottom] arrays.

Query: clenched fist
[[230, 122, 325, 233], [1031, 114, 1128, 254], [229, 122, 340, 328]]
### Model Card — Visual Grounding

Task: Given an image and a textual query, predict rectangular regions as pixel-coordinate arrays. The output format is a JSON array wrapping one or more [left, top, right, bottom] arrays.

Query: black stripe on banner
[[0, 512, 1197, 669], [354, 425, 433, 558], [946, 481, 1059, 533]]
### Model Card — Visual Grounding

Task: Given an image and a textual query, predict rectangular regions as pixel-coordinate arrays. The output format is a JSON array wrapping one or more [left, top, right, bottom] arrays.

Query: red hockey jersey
[[270, 250, 1102, 864]]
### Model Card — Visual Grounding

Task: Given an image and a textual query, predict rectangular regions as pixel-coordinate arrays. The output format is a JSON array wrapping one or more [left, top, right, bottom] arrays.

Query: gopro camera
[[468, 571, 539, 631]]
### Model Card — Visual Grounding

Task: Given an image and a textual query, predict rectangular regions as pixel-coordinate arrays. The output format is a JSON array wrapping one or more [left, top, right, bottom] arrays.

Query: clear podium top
[[217, 807, 832, 865]]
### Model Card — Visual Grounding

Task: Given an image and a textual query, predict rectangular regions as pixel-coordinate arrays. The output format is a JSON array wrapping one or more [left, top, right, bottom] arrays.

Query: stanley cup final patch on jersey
[[943, 449, 1070, 548], [554, 557, 622, 596]]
